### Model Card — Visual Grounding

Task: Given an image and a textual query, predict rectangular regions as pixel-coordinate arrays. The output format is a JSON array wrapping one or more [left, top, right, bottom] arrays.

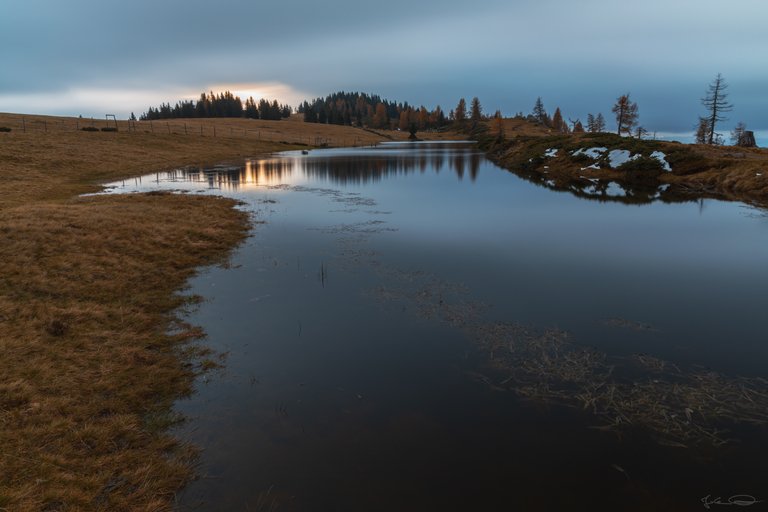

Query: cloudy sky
[[1, 0, 766, 135]]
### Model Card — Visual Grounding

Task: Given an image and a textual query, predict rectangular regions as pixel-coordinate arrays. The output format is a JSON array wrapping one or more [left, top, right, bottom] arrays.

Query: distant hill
[[298, 91, 448, 131]]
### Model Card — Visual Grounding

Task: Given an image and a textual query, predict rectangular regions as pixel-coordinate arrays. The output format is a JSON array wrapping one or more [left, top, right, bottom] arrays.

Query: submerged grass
[[0, 118, 410, 510], [475, 323, 768, 448]]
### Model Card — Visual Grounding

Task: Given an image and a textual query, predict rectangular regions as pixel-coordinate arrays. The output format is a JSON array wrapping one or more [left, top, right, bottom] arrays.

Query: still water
[[104, 142, 768, 511]]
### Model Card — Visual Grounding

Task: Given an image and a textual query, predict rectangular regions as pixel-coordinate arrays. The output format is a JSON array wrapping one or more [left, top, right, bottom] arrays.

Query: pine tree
[[551, 107, 568, 133], [701, 73, 733, 145], [470, 97, 483, 122], [454, 98, 467, 126], [532, 97, 548, 125], [586, 113, 595, 132], [612, 94, 638, 135]]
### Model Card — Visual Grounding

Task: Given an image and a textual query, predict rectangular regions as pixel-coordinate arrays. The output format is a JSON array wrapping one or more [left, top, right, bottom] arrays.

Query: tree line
[[298, 91, 449, 131], [140, 91, 292, 121], [521, 74, 752, 146], [137, 74, 753, 147]]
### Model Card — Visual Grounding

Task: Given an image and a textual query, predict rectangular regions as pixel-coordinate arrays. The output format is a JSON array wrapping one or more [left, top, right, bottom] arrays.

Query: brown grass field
[[0, 113, 458, 511]]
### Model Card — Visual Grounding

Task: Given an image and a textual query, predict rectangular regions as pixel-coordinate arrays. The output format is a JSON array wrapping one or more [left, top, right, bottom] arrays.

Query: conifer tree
[[552, 107, 568, 133], [454, 98, 467, 126], [532, 97, 548, 125], [470, 97, 483, 122]]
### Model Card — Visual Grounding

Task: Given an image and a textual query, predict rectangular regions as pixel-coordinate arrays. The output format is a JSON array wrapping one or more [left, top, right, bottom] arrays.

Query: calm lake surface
[[104, 142, 768, 511]]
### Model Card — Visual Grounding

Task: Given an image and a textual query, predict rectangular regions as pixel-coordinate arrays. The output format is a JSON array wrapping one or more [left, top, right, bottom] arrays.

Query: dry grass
[[484, 119, 768, 206], [0, 115, 442, 510]]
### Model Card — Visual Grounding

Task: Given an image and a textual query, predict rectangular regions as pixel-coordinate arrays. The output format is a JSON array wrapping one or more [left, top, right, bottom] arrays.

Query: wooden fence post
[[22, 117, 26, 132]]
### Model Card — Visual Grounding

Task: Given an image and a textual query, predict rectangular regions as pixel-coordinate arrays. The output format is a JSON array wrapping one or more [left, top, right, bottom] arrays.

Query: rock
[[737, 130, 757, 148]]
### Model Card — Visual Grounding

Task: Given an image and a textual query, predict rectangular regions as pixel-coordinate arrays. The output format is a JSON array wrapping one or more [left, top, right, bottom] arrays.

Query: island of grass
[[476, 119, 768, 207]]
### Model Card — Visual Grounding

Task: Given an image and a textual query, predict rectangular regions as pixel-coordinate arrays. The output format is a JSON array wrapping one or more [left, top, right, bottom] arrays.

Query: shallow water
[[104, 142, 768, 511]]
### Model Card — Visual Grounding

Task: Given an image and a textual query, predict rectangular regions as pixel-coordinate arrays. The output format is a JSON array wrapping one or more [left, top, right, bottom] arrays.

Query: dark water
[[104, 142, 768, 511]]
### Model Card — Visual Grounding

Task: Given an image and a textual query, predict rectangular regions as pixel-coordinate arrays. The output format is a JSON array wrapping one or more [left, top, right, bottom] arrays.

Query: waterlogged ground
[[103, 142, 768, 511]]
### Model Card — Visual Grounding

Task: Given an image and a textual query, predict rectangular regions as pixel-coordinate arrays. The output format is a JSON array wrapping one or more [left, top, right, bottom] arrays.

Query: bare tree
[[612, 93, 638, 135], [701, 73, 732, 145], [569, 117, 584, 133]]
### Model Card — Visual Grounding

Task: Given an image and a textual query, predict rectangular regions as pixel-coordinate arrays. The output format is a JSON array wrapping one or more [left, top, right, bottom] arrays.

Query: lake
[[103, 142, 768, 511]]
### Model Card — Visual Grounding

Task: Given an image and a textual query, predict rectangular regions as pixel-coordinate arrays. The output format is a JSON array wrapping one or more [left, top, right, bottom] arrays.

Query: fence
[[0, 114, 385, 148]]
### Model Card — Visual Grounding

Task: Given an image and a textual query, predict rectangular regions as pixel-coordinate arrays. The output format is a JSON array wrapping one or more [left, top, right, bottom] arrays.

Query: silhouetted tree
[[595, 113, 606, 132], [701, 73, 732, 145], [532, 97, 548, 125], [470, 97, 483, 122], [612, 94, 638, 135], [454, 98, 467, 126], [551, 107, 568, 133]]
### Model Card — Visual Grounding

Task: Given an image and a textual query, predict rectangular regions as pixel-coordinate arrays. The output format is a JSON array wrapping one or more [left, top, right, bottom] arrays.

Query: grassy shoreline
[[0, 118, 415, 511], [480, 119, 768, 207]]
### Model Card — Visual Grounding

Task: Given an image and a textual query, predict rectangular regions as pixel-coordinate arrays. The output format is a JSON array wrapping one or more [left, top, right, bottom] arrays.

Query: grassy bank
[[0, 116, 413, 510], [480, 119, 768, 206]]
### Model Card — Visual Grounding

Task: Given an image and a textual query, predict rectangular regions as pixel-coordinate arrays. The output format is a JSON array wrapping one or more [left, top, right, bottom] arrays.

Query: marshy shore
[[0, 114, 430, 511]]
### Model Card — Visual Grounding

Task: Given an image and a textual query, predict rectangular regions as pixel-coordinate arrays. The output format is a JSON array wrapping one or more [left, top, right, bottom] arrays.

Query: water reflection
[[99, 142, 768, 511], [143, 143, 482, 190], [512, 167, 712, 206]]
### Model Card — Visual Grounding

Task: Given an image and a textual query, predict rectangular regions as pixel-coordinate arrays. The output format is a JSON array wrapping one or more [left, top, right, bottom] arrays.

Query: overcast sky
[[1, 0, 766, 134]]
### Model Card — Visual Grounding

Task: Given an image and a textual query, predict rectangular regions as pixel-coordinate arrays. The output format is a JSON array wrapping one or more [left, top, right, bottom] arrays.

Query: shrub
[[81, 126, 99, 132], [0, 127, 11, 132], [616, 155, 665, 173], [100, 127, 118, 132]]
